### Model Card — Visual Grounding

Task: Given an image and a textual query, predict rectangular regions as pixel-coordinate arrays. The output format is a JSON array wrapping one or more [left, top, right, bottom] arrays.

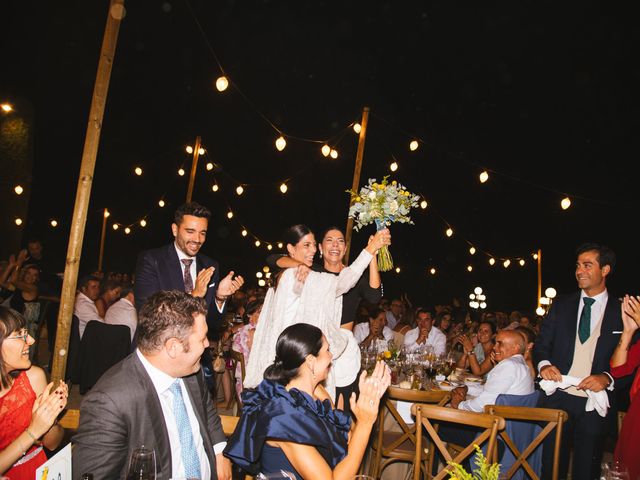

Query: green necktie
[[578, 297, 596, 343]]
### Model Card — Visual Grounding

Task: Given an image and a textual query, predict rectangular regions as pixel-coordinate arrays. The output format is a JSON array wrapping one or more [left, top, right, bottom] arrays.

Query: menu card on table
[[35, 443, 72, 480]]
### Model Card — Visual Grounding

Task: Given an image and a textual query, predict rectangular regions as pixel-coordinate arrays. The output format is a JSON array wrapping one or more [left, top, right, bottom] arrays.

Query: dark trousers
[[539, 390, 608, 480]]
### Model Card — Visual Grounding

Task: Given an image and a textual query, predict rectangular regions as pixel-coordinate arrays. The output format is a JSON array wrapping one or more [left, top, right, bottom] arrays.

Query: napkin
[[539, 375, 610, 417]]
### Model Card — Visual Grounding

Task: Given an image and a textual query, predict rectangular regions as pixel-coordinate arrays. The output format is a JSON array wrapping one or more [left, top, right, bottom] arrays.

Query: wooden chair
[[484, 405, 568, 480], [227, 350, 246, 414], [369, 386, 450, 479], [411, 403, 505, 480]]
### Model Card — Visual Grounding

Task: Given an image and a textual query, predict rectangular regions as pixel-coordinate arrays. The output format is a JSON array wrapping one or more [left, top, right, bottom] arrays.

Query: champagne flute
[[126, 446, 156, 480]]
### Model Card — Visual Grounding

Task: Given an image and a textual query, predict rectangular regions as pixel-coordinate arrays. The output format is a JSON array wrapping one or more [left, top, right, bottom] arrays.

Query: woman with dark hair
[[94, 278, 122, 318], [245, 224, 390, 401], [0, 306, 68, 478], [232, 297, 265, 398], [456, 320, 497, 376], [225, 324, 390, 479]]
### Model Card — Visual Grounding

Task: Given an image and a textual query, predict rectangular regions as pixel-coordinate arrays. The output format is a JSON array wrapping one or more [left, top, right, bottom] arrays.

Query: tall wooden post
[[51, 0, 125, 383], [98, 208, 109, 271], [186, 136, 202, 202], [536, 248, 542, 308], [344, 107, 370, 264]]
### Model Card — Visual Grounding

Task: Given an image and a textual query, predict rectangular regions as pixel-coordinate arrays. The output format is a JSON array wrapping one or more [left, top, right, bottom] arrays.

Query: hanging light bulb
[[134, 167, 143, 176], [104, 210, 110, 218], [124, 227, 131, 235], [14, 185, 23, 195], [519, 259, 525, 266], [113, 223, 119, 230], [254, 240, 261, 247], [321, 144, 331, 157], [267, 244, 273, 250], [280, 183, 288, 193], [479, 170, 489, 183], [15, 218, 22, 226], [256, 272, 263, 278], [140, 219, 147, 227], [236, 186, 244, 195], [561, 197, 571, 210], [265, 272, 271, 279], [206, 162, 214, 171], [198, 147, 205, 155], [330, 149, 338, 159], [353, 123, 361, 134], [420, 200, 428, 209], [536, 306, 546, 316], [277, 242, 283, 249], [158, 199, 165, 207], [445, 227, 453, 237], [467, 265, 473, 272], [545, 287, 557, 299], [50, 219, 58, 227], [395, 267, 401, 273], [275, 136, 287, 151], [469, 247, 476, 255], [409, 140, 419, 151], [489, 258, 496, 266], [429, 268, 436, 275], [503, 259, 511, 268], [211, 184, 219, 192], [1, 103, 13, 113], [532, 253, 538, 260], [241, 229, 248, 237], [390, 162, 398, 172], [474, 287, 483, 295], [263, 266, 270, 273], [258, 279, 266, 287], [227, 211, 234, 219], [178, 168, 185, 176], [186, 146, 193, 154], [215, 75, 229, 91]]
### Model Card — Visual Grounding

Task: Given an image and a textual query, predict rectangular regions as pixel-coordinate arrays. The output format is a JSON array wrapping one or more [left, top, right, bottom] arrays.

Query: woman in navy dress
[[225, 323, 390, 479]]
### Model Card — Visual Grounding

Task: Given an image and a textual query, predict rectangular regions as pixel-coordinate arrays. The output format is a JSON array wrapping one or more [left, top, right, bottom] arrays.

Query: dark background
[[2, 0, 638, 311]]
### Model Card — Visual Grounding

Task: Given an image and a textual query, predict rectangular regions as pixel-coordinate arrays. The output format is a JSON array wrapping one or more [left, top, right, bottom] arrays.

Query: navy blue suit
[[134, 243, 223, 334], [534, 291, 622, 480]]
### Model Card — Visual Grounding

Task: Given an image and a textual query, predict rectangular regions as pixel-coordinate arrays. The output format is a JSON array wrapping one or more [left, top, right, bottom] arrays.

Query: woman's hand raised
[[365, 229, 391, 255], [350, 361, 391, 425], [30, 381, 68, 438]]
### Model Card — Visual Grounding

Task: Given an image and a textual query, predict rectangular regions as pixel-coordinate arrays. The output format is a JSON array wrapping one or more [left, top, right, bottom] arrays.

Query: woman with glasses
[[0, 306, 68, 479]]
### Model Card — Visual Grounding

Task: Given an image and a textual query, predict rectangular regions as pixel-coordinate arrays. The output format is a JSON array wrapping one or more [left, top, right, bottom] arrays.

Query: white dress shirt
[[386, 310, 399, 330], [403, 326, 447, 356], [353, 323, 395, 345], [74, 292, 103, 339], [175, 244, 225, 313], [136, 349, 224, 479], [458, 354, 534, 412], [104, 298, 137, 341]]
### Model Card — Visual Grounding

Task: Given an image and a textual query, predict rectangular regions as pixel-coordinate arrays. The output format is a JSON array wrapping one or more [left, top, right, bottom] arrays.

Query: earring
[[310, 364, 316, 381], [319, 250, 323, 258]]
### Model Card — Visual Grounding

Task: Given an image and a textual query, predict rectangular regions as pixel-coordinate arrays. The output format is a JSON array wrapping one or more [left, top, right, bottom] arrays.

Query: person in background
[[104, 286, 138, 341], [1, 252, 41, 345], [225, 323, 391, 479], [456, 320, 497, 376], [232, 297, 264, 399], [354, 306, 394, 349], [94, 278, 122, 319], [386, 298, 404, 330], [0, 306, 68, 479], [435, 310, 453, 337], [515, 325, 537, 379], [74, 274, 102, 339], [403, 307, 447, 355]]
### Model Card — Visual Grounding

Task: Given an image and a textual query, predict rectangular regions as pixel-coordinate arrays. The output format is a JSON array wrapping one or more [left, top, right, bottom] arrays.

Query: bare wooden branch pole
[[51, 0, 126, 383], [186, 136, 202, 202], [344, 106, 370, 264]]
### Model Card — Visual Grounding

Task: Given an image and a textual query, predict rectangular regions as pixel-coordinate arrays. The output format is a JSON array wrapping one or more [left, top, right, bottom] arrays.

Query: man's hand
[[192, 267, 215, 298], [450, 386, 467, 409], [217, 271, 245, 298], [416, 328, 429, 344], [215, 453, 232, 480], [577, 373, 611, 393], [540, 364, 562, 382]]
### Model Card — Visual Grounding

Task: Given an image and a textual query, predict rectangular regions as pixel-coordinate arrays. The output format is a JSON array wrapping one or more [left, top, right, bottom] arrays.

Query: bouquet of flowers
[[446, 445, 500, 480], [347, 176, 420, 271]]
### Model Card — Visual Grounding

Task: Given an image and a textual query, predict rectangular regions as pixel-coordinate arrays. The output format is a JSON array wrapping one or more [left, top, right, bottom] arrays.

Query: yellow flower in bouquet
[[347, 176, 420, 271]]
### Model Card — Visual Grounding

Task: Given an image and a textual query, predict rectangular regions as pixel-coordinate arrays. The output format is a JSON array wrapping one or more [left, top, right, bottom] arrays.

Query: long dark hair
[[0, 306, 27, 388], [264, 324, 323, 385]]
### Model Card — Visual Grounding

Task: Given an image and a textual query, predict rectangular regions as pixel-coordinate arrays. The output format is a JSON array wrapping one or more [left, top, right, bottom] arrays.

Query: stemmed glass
[[126, 446, 156, 480]]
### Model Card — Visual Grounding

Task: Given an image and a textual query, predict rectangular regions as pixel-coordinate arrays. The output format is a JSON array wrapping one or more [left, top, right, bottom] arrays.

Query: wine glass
[[126, 446, 156, 480], [256, 470, 296, 479]]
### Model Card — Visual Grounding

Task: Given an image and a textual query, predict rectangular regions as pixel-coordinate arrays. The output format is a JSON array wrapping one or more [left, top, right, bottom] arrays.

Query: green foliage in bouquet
[[446, 445, 500, 480]]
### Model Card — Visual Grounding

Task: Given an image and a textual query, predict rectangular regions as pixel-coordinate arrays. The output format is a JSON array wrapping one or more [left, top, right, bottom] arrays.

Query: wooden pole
[[344, 107, 370, 264], [536, 248, 542, 308], [186, 136, 202, 202], [98, 208, 109, 271], [51, 0, 125, 383]]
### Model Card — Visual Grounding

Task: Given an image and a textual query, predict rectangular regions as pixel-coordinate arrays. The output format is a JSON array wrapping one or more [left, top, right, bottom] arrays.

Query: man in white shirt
[[385, 298, 403, 329], [104, 287, 138, 341], [354, 307, 395, 349], [74, 274, 102, 338], [450, 330, 534, 411], [73, 290, 231, 480], [403, 307, 447, 356]]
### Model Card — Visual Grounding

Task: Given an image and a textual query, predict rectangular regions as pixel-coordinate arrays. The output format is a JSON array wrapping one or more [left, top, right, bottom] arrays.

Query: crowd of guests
[[1, 202, 640, 479]]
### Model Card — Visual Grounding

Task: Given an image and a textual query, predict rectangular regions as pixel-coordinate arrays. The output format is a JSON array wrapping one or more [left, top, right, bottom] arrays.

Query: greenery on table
[[446, 445, 500, 480]]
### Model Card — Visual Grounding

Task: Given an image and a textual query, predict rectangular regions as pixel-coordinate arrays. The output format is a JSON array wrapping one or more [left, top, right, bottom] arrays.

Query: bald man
[[450, 330, 534, 411]]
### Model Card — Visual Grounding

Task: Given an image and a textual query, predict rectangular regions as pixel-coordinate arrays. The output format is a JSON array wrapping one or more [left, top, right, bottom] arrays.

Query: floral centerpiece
[[347, 176, 420, 271], [446, 445, 500, 480]]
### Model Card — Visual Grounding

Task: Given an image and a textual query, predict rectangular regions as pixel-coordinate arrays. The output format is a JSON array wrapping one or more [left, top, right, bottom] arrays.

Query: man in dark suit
[[534, 243, 622, 480], [134, 201, 244, 334], [73, 290, 232, 480]]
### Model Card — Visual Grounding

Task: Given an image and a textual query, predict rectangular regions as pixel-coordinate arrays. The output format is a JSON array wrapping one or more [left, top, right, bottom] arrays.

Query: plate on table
[[464, 375, 484, 383], [437, 381, 456, 391]]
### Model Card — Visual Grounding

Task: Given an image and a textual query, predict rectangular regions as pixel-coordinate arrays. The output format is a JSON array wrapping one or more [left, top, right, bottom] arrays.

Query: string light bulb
[[395, 267, 401, 273], [15, 218, 22, 226], [256, 272, 263, 278], [353, 123, 362, 134], [429, 268, 436, 275], [206, 162, 213, 171], [561, 197, 571, 210], [258, 279, 266, 287], [277, 242, 283, 249], [104, 210, 110, 218], [263, 266, 270, 273], [321, 145, 331, 157], [178, 168, 185, 176], [134, 167, 142, 176], [124, 227, 131, 234], [280, 183, 288, 193], [536, 306, 546, 316], [445, 227, 453, 237], [503, 259, 511, 268], [198, 147, 205, 155], [267, 244, 273, 250], [241, 229, 248, 237], [275, 136, 287, 151], [1, 104, 13, 113], [212, 184, 219, 192], [236, 186, 244, 195], [519, 259, 525, 266], [330, 149, 338, 159], [158, 199, 165, 207], [215, 75, 229, 92], [532, 253, 538, 260], [140, 219, 147, 227], [186, 146, 193, 154], [113, 224, 119, 230], [489, 258, 496, 266], [469, 247, 476, 255], [390, 162, 398, 172], [545, 287, 557, 299], [254, 240, 261, 247], [479, 170, 489, 183], [14, 185, 23, 195], [227, 211, 234, 219], [409, 140, 419, 151], [467, 265, 473, 272], [50, 220, 58, 227]]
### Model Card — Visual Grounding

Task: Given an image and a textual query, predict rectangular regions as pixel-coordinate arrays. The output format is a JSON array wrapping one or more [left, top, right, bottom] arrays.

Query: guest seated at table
[[104, 286, 137, 341], [94, 278, 122, 319], [0, 306, 68, 479], [403, 306, 447, 355], [231, 296, 264, 398], [74, 274, 102, 339], [435, 310, 453, 337], [455, 320, 497, 376], [354, 306, 395, 349], [515, 325, 537, 379], [450, 330, 534, 412], [224, 323, 391, 479]]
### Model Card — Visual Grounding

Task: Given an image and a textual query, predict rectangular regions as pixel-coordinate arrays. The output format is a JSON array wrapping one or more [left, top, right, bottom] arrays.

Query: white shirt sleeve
[[458, 359, 517, 412]]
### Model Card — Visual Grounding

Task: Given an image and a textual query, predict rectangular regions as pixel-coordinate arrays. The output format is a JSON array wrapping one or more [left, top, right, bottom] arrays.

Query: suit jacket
[[134, 243, 223, 333], [534, 291, 622, 378], [72, 353, 226, 479]]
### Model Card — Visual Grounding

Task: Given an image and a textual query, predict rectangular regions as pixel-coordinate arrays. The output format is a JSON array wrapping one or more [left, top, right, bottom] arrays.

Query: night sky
[[2, 0, 639, 312]]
